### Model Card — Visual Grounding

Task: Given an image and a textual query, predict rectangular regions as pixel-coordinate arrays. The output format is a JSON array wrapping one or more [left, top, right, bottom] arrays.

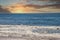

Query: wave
[[0, 25, 60, 40], [0, 25, 60, 35]]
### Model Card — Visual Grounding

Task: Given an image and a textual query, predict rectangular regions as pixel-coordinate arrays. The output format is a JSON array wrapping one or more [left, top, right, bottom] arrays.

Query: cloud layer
[[0, 5, 10, 13], [5, 3, 60, 13], [19, 0, 60, 5], [0, 0, 60, 13]]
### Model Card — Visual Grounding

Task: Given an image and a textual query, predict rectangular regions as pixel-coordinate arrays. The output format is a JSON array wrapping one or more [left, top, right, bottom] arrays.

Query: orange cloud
[[6, 4, 41, 13], [6, 3, 60, 13]]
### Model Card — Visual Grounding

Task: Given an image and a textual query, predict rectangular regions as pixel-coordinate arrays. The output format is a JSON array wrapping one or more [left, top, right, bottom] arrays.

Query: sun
[[6, 4, 39, 13], [6, 4, 26, 13], [10, 8, 25, 13], [14, 10, 24, 13], [8, 7, 25, 13]]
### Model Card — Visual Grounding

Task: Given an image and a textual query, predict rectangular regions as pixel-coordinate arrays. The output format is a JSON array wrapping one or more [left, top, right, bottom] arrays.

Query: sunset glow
[[0, 0, 60, 13], [6, 3, 60, 13], [6, 4, 40, 13], [6, 4, 25, 13]]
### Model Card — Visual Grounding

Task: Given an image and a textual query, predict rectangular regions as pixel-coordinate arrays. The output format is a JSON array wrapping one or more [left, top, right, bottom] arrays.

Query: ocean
[[0, 13, 60, 40], [0, 13, 60, 26]]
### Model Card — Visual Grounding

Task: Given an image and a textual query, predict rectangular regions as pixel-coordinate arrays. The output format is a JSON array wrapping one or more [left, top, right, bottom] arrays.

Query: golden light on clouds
[[0, 0, 60, 13], [6, 3, 60, 13], [6, 4, 25, 13], [6, 4, 41, 13]]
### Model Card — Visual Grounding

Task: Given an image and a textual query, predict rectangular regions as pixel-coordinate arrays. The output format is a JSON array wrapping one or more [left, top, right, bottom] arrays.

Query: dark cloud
[[50, 0, 60, 1], [25, 4, 60, 9], [0, 5, 10, 13], [21, 0, 60, 1], [32, 0, 60, 1], [20, 0, 60, 6]]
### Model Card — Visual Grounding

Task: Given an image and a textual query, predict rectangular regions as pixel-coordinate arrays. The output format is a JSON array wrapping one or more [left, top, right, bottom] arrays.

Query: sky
[[0, 0, 20, 6], [0, 0, 60, 6], [0, 0, 60, 13]]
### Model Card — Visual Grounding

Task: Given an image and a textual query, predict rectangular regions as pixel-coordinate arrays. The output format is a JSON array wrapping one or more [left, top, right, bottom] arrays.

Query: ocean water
[[0, 13, 60, 26], [0, 13, 60, 38]]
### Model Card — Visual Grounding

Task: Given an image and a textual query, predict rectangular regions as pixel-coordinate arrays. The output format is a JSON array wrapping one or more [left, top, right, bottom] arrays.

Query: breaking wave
[[0, 25, 60, 37]]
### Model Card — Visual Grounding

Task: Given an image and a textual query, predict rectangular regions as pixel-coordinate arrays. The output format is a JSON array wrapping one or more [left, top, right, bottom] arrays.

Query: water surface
[[0, 13, 60, 26]]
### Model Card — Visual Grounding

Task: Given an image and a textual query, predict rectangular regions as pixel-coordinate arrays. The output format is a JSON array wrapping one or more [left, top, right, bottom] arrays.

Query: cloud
[[0, 0, 60, 13], [0, 5, 11, 13], [5, 3, 60, 13], [19, 0, 60, 6], [31, 0, 60, 1]]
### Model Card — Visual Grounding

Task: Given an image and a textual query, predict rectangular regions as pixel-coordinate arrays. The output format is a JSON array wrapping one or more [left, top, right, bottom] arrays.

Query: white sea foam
[[0, 25, 60, 38]]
